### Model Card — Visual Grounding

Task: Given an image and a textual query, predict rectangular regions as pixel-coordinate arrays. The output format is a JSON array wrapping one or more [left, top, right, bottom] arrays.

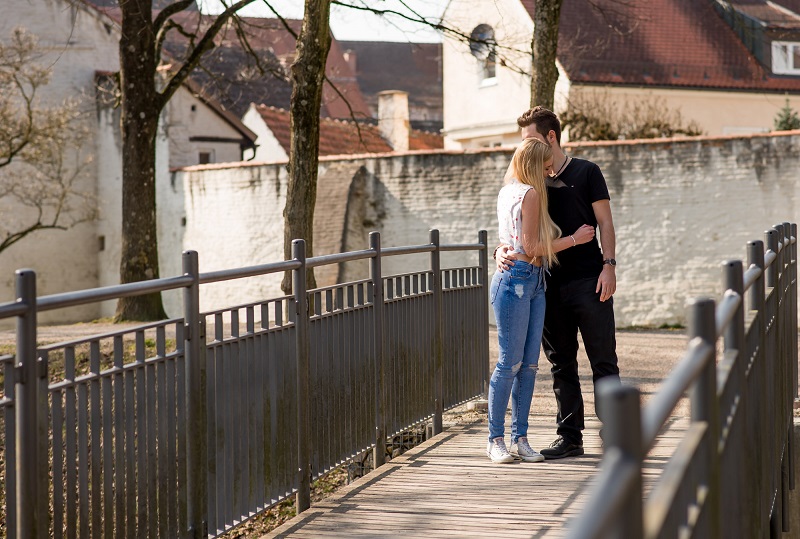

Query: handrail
[[37, 275, 194, 312], [640, 338, 713, 450], [200, 259, 301, 284], [568, 223, 798, 538]]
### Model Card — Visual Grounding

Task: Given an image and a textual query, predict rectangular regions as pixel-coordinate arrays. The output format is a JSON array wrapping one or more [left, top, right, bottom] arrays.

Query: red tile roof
[[254, 105, 443, 156], [520, 0, 800, 92]]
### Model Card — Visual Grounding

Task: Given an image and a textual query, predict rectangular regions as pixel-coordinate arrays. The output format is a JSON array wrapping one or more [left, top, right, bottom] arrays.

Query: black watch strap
[[603, 258, 616, 266]]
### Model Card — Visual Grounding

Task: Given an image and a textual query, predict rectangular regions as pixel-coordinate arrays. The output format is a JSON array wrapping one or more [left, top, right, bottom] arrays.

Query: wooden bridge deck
[[266, 415, 688, 538]]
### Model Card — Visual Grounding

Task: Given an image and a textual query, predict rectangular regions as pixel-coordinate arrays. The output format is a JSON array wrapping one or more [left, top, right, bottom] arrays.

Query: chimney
[[377, 90, 410, 152], [343, 49, 357, 74]]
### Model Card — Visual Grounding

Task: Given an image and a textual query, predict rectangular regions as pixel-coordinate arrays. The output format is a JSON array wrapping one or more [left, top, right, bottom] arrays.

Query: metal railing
[[568, 222, 798, 539], [0, 229, 489, 538]]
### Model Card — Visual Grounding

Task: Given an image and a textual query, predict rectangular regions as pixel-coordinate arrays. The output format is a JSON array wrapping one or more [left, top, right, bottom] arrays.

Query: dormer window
[[772, 41, 800, 75], [470, 24, 497, 81]]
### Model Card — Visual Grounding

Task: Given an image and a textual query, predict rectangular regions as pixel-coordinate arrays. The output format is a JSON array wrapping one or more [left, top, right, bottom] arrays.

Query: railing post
[[370, 232, 386, 468], [15, 269, 45, 538], [687, 297, 720, 538], [791, 223, 798, 403], [790, 223, 797, 494], [478, 230, 489, 397], [430, 229, 444, 435], [293, 239, 311, 513], [600, 381, 643, 539], [766, 228, 779, 289], [183, 251, 207, 538]]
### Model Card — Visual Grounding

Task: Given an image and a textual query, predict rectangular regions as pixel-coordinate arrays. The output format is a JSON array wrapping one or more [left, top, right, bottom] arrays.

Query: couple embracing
[[487, 107, 620, 463]]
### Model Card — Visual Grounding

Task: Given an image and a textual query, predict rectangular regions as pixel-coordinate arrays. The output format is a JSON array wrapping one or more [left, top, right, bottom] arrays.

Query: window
[[772, 41, 800, 75], [198, 151, 213, 165], [470, 24, 497, 81]]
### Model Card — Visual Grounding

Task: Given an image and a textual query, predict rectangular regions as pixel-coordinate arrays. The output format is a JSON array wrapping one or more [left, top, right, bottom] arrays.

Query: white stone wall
[[164, 132, 800, 327]]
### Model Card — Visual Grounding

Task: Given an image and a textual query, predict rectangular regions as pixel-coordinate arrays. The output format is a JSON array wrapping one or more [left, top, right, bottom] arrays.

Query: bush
[[561, 90, 704, 141]]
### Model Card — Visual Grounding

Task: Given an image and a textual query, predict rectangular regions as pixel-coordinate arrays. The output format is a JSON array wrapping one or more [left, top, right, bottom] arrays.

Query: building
[[339, 41, 443, 133], [243, 91, 443, 162], [0, 0, 256, 321], [442, 0, 800, 148]]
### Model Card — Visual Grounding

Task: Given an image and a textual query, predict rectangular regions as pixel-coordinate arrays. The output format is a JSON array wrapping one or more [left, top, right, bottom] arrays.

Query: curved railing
[[568, 222, 798, 538]]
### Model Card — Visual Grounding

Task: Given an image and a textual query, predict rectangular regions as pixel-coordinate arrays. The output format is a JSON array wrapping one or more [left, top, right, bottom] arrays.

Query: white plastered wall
[[242, 104, 290, 162]]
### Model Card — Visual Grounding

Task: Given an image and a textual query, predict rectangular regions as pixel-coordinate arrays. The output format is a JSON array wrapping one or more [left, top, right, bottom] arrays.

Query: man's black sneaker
[[540, 436, 584, 459]]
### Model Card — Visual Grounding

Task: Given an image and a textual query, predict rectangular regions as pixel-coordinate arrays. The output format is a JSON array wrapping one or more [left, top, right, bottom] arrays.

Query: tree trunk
[[531, 0, 563, 110], [115, 0, 168, 321], [281, 0, 333, 294]]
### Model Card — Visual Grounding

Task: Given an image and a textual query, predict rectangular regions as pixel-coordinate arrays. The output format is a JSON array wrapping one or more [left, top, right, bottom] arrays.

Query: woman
[[487, 138, 595, 463]]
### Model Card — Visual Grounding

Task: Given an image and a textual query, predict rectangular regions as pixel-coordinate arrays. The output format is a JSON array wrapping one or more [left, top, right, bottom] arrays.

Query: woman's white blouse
[[497, 179, 533, 256]]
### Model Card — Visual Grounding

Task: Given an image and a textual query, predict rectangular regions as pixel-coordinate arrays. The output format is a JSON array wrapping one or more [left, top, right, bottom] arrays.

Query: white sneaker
[[486, 437, 515, 463], [510, 437, 545, 462]]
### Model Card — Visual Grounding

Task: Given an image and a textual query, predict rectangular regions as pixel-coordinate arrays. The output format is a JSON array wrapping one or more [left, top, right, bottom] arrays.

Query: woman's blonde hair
[[512, 138, 561, 266]]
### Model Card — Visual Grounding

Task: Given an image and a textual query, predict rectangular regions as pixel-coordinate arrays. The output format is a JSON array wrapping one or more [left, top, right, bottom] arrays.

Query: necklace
[[552, 155, 570, 177]]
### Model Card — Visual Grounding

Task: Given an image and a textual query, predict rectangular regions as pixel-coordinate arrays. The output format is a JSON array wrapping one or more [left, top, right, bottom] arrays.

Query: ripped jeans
[[488, 260, 546, 442]]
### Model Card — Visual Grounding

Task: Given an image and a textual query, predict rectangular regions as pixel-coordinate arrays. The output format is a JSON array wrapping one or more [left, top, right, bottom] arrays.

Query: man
[[496, 106, 620, 459]]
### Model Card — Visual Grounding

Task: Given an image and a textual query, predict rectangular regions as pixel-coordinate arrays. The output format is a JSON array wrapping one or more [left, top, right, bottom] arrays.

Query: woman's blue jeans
[[488, 260, 546, 442]]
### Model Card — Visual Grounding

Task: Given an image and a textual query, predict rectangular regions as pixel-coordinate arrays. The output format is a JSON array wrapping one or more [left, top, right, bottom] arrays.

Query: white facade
[[441, 0, 540, 149], [242, 104, 290, 162], [0, 0, 252, 322]]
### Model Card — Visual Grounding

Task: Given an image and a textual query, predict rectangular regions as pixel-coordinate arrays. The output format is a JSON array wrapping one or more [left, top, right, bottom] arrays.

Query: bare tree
[[280, 0, 333, 293], [0, 27, 95, 256], [113, 0, 262, 321]]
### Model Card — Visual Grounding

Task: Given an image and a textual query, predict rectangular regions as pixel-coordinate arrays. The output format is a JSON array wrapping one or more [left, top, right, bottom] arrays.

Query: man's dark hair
[[517, 106, 562, 144]]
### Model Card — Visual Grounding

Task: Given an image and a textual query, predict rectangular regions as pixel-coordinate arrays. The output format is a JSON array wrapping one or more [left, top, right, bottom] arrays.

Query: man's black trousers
[[542, 276, 620, 444]]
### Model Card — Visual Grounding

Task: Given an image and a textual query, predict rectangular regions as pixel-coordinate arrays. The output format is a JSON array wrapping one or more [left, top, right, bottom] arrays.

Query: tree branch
[[157, 0, 257, 107], [153, 0, 196, 34]]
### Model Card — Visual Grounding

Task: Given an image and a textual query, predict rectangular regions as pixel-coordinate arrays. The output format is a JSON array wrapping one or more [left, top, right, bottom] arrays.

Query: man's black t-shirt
[[547, 157, 610, 284]]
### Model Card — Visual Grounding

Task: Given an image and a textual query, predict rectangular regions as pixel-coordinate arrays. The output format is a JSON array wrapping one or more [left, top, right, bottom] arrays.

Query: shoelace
[[517, 438, 535, 454], [493, 439, 510, 454], [549, 436, 564, 448]]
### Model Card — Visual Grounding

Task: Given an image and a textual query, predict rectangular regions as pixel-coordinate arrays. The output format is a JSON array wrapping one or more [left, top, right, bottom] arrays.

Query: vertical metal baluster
[[206, 333, 219, 535], [245, 306, 255, 513], [113, 336, 125, 536], [98, 345, 110, 539], [64, 347, 76, 539], [124, 342, 136, 539], [78, 375, 90, 538], [164, 330, 177, 538], [175, 323, 187, 538], [156, 328, 168, 537], [134, 331, 147, 537], [255, 306, 266, 509], [52, 353, 64, 539]]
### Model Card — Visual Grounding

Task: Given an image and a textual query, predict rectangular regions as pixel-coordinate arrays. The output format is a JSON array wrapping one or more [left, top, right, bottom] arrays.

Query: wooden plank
[[265, 416, 689, 538]]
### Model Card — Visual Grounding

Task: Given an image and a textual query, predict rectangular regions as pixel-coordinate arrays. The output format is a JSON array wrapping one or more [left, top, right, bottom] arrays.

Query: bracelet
[[492, 245, 501, 260], [569, 235, 576, 245]]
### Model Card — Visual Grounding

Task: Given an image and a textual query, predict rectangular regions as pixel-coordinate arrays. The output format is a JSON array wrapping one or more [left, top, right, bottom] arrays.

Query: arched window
[[470, 24, 497, 80]]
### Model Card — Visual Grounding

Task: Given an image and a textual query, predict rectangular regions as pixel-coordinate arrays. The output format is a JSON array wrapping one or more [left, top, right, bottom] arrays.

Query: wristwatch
[[603, 258, 617, 266]]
